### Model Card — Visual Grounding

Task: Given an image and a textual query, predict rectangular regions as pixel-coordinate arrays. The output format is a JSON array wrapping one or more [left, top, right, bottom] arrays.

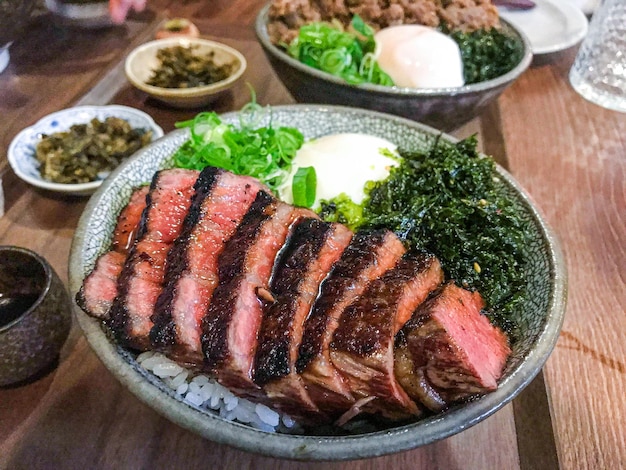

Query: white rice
[[136, 351, 298, 432]]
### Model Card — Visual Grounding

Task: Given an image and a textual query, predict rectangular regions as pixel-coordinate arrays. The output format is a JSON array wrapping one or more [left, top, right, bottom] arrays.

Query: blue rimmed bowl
[[7, 105, 164, 196]]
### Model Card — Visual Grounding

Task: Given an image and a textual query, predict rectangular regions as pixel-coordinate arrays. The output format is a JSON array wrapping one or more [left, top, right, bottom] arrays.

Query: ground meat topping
[[267, 0, 500, 45]]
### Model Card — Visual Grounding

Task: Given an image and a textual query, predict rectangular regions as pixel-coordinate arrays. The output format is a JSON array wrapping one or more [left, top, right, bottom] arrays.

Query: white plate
[[8, 105, 164, 196], [499, 0, 588, 55]]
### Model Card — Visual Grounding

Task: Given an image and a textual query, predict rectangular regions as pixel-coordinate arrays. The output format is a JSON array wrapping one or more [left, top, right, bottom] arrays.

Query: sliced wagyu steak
[[394, 282, 511, 412]]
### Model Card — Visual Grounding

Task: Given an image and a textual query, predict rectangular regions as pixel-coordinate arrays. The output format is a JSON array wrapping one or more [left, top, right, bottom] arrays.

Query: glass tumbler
[[569, 0, 626, 113]]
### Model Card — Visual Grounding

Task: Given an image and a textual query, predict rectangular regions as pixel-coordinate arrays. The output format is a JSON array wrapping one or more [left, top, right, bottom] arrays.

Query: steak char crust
[[297, 229, 406, 414], [330, 252, 444, 420], [254, 218, 352, 421], [150, 167, 264, 366], [108, 169, 199, 351], [201, 191, 315, 397]]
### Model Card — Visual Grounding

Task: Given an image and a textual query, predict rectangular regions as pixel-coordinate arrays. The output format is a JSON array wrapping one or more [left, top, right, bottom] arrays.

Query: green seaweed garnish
[[317, 136, 530, 339], [449, 28, 524, 84]]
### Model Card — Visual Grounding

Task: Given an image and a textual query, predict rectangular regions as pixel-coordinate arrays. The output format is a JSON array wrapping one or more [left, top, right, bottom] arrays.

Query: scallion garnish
[[291, 166, 317, 208], [173, 94, 304, 193], [286, 15, 394, 86]]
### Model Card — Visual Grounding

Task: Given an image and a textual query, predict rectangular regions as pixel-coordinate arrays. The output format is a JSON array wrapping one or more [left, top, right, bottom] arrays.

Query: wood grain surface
[[0, 1, 624, 469]]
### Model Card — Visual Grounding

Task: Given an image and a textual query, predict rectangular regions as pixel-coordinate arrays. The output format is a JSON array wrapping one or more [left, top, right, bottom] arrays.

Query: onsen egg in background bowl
[[255, 3, 532, 132]]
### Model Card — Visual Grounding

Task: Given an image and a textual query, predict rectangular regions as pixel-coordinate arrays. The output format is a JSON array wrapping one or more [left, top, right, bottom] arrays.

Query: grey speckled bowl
[[255, 5, 533, 132], [69, 105, 566, 461]]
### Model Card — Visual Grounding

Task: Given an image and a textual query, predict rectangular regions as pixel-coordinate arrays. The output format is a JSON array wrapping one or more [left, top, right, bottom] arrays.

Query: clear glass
[[569, 0, 626, 113]]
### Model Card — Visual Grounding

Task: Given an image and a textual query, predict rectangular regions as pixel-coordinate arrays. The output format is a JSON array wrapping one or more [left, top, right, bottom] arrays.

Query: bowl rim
[[255, 4, 533, 97], [0, 245, 53, 334], [7, 104, 164, 194], [69, 104, 566, 461], [124, 37, 248, 99]]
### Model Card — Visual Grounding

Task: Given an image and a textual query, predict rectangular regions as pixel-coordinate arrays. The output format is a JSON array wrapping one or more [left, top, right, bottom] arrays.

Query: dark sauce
[[0, 294, 40, 328]]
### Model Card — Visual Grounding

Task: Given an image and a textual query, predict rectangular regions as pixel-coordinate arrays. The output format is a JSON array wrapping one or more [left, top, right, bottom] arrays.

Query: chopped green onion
[[292, 166, 317, 208], [172, 99, 304, 193], [286, 15, 394, 86]]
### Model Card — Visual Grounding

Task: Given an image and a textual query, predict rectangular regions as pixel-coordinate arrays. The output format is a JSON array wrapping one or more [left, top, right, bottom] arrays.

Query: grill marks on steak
[[253, 219, 353, 420], [296, 230, 406, 413], [394, 282, 511, 411], [79, 166, 514, 425], [77, 186, 149, 319], [111, 186, 151, 254], [108, 169, 199, 350], [201, 191, 315, 396], [150, 167, 264, 365], [330, 252, 444, 420]]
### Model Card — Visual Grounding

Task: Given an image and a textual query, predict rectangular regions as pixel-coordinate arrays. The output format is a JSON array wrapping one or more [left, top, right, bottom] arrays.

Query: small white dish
[[125, 37, 247, 109], [499, 0, 588, 55], [8, 105, 164, 196]]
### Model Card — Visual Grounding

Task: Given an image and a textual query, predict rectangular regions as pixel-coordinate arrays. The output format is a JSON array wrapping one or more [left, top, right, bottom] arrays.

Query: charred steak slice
[[296, 230, 406, 414], [330, 252, 444, 421], [253, 218, 353, 421], [150, 167, 264, 366], [202, 191, 315, 397], [394, 282, 511, 412], [77, 186, 149, 319], [108, 169, 199, 351], [111, 186, 150, 254]]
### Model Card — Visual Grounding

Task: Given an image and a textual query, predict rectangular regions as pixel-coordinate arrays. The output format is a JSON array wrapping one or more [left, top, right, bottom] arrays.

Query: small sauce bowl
[[155, 18, 200, 40], [0, 246, 71, 386], [125, 37, 247, 109]]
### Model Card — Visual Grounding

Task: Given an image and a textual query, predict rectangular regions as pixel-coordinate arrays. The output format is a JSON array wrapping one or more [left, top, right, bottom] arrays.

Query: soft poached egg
[[374, 25, 465, 89], [278, 133, 399, 208]]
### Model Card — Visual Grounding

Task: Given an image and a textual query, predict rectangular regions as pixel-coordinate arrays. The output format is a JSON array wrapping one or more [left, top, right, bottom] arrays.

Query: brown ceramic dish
[[0, 246, 71, 386]]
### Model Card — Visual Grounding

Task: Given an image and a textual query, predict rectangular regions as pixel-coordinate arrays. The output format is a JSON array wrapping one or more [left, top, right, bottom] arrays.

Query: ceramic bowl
[[124, 37, 247, 109], [0, 246, 72, 386], [69, 105, 566, 460], [255, 5, 533, 132], [7, 105, 164, 196], [44, 0, 112, 29]]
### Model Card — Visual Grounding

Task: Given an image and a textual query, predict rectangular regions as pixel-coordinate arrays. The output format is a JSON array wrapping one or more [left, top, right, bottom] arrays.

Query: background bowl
[[69, 105, 566, 461], [255, 5, 533, 132], [44, 0, 113, 29], [7, 105, 164, 196], [125, 37, 247, 109]]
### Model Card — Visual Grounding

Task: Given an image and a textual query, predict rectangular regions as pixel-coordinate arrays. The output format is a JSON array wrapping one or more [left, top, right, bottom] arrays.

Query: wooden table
[[1, 2, 624, 469]]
